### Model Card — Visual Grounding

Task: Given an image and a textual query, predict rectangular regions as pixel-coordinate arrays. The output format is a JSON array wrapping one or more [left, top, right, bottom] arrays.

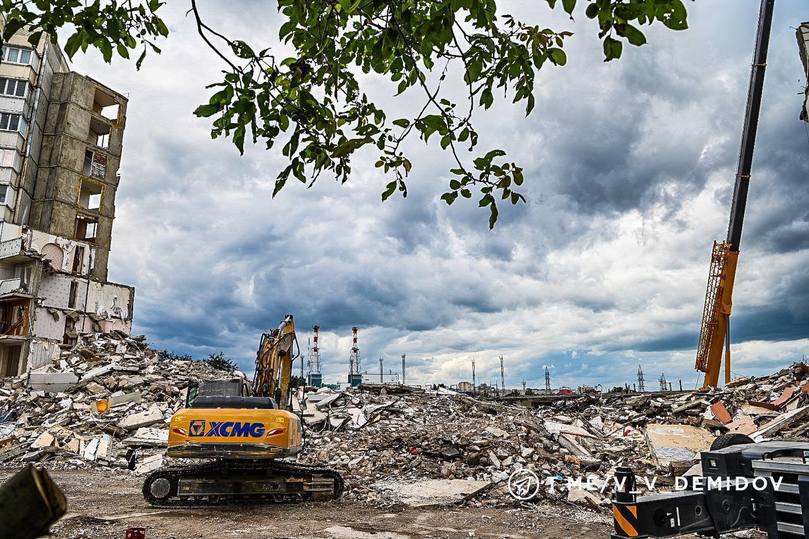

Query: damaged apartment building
[[0, 22, 134, 377]]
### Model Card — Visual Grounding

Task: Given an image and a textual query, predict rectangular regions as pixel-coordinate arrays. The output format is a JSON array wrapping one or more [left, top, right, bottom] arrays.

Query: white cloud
[[65, 0, 809, 390]]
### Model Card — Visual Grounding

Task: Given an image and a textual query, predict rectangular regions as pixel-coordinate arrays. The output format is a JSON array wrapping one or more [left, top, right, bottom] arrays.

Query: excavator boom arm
[[252, 314, 297, 408]]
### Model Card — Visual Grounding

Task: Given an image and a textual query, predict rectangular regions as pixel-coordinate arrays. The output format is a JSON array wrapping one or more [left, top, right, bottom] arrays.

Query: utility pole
[[379, 357, 383, 384], [637, 365, 645, 393], [545, 366, 551, 394], [522, 379, 526, 393], [401, 354, 406, 385], [472, 358, 476, 392], [499, 355, 505, 396]]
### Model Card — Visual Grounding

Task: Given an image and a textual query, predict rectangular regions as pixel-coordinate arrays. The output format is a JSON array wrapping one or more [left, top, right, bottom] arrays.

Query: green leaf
[[603, 36, 623, 61], [382, 181, 397, 201], [194, 103, 222, 118], [585, 3, 599, 18], [2, 18, 27, 41], [231, 40, 255, 59], [332, 138, 366, 157], [449, 179, 461, 190], [548, 48, 567, 66], [233, 124, 246, 155], [392, 118, 410, 128], [513, 168, 524, 186], [480, 88, 494, 109], [64, 33, 83, 59], [488, 203, 499, 229], [562, 0, 576, 15], [622, 25, 647, 47]]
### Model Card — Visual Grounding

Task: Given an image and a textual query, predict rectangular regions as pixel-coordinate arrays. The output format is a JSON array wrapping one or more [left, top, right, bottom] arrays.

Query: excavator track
[[142, 460, 344, 507]]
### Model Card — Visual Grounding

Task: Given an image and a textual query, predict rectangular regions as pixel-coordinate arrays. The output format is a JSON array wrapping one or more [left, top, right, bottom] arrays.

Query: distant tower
[[637, 365, 646, 393], [379, 357, 384, 383], [307, 325, 322, 387], [499, 355, 505, 395], [472, 358, 476, 392], [302, 338, 307, 379], [659, 372, 667, 392], [522, 379, 526, 393], [545, 366, 551, 394], [348, 327, 362, 387], [401, 354, 406, 385]]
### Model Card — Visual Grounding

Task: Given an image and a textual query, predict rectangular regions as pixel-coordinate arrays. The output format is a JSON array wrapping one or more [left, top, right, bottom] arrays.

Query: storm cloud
[[69, 0, 809, 390]]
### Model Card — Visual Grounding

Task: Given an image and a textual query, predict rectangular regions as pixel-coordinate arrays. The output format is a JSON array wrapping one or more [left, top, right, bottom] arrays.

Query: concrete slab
[[645, 423, 714, 470], [118, 405, 164, 430], [373, 478, 491, 508], [28, 372, 79, 392]]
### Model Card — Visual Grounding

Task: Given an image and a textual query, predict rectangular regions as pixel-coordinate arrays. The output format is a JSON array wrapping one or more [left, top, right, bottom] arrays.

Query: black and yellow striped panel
[[612, 503, 639, 537]]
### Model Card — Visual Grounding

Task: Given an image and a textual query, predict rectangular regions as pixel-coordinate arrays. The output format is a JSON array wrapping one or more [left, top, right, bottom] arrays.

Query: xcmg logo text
[[188, 420, 266, 437]]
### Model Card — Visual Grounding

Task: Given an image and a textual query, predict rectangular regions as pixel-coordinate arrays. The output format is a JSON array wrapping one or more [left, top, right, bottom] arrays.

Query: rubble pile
[[0, 329, 806, 512], [298, 363, 809, 508], [0, 332, 230, 473]]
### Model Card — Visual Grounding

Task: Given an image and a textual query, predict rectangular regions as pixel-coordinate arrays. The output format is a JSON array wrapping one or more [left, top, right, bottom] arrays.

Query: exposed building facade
[[0, 22, 134, 376]]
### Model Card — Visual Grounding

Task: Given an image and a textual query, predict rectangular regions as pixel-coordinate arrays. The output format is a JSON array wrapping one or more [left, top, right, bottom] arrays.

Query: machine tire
[[711, 433, 754, 450]]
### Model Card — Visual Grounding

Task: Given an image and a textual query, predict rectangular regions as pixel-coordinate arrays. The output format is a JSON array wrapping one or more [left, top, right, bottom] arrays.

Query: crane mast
[[695, 0, 774, 388]]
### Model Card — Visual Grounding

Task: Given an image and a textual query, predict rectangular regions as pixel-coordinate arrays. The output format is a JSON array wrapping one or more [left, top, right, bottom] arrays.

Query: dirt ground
[[3, 469, 614, 539]]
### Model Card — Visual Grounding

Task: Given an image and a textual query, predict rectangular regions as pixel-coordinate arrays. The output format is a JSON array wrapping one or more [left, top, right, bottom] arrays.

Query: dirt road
[[3, 469, 614, 538]]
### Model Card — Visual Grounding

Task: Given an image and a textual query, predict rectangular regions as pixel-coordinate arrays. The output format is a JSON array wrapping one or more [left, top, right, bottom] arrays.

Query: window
[[0, 148, 18, 168], [0, 113, 26, 135], [0, 78, 27, 98], [83, 149, 107, 179], [14, 264, 31, 290], [89, 116, 111, 149], [0, 185, 7, 205], [75, 216, 98, 242], [72, 245, 85, 274], [78, 178, 102, 210], [2, 46, 33, 65], [0, 113, 20, 131], [68, 281, 78, 308]]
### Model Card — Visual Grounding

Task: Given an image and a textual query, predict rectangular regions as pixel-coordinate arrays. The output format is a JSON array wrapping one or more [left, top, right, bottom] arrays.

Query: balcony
[[0, 278, 23, 295], [0, 237, 26, 262]]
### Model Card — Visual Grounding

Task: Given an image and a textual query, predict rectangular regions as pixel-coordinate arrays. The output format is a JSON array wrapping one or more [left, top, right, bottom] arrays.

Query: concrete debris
[[134, 453, 164, 475], [0, 331, 234, 470], [645, 423, 714, 472], [297, 363, 809, 509], [118, 405, 164, 430], [372, 478, 492, 507], [1, 329, 807, 516]]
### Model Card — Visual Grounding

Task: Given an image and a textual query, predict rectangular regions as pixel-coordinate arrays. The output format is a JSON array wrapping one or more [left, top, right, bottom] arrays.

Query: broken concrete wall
[[32, 307, 65, 341], [86, 280, 133, 322]]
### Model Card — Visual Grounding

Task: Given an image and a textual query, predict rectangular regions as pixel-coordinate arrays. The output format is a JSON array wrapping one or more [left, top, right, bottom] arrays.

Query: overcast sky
[[69, 0, 809, 390]]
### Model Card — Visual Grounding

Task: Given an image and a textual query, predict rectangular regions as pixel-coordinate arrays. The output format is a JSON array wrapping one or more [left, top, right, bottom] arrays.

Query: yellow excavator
[[142, 314, 343, 506]]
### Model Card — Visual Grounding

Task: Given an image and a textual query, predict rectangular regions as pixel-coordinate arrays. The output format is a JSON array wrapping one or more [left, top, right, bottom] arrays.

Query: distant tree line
[[159, 349, 239, 373]]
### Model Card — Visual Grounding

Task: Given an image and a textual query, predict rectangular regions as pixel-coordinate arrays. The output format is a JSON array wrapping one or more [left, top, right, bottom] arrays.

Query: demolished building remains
[[1, 330, 806, 511], [0, 19, 134, 376]]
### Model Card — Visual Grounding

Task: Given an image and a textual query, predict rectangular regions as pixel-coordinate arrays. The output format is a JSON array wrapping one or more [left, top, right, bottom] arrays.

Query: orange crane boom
[[695, 0, 774, 388]]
